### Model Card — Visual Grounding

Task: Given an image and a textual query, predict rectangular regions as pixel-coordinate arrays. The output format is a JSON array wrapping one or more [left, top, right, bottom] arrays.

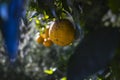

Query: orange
[[41, 28, 49, 39], [41, 33, 46, 39], [43, 38, 53, 47], [44, 28, 49, 38], [35, 34, 44, 44], [49, 19, 75, 46]]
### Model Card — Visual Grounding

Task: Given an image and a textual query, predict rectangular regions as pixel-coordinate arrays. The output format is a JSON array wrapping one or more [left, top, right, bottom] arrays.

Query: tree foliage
[[0, 0, 120, 80]]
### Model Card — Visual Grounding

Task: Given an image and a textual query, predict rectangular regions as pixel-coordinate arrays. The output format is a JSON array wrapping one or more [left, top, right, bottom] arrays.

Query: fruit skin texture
[[49, 19, 75, 46], [67, 27, 120, 80], [43, 38, 53, 47], [35, 34, 44, 44], [44, 28, 49, 38], [39, 28, 49, 39]]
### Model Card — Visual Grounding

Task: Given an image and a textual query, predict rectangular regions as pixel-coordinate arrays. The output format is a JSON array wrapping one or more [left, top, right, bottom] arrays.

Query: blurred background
[[0, 0, 120, 80]]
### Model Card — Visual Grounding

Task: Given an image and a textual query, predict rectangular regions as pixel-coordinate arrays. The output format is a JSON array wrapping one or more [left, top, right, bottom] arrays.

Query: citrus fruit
[[41, 28, 49, 39], [44, 28, 49, 38], [41, 33, 46, 39], [35, 33, 44, 44], [49, 19, 75, 46], [43, 38, 53, 47]]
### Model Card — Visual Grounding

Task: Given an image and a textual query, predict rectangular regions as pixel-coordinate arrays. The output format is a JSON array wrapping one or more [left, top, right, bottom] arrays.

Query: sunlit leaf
[[60, 77, 67, 80], [36, 19, 40, 24], [44, 15, 49, 19], [44, 69, 54, 75]]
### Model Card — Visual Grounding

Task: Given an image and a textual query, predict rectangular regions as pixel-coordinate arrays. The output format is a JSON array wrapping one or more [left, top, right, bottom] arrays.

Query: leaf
[[35, 19, 40, 24], [60, 77, 67, 80], [44, 68, 56, 75], [44, 69, 54, 75]]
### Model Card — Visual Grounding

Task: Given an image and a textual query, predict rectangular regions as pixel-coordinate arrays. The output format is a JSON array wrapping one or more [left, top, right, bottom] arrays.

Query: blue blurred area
[[0, 3, 8, 20], [0, 0, 25, 62]]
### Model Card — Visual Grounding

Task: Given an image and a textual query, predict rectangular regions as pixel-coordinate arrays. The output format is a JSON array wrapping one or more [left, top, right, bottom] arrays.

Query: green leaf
[[44, 69, 54, 75], [35, 19, 40, 24], [44, 68, 56, 75], [60, 77, 67, 80]]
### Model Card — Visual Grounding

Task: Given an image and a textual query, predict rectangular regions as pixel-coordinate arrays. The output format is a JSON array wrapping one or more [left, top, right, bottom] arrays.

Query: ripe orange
[[41, 28, 49, 39], [41, 33, 46, 39], [49, 19, 75, 46], [35, 34, 44, 44], [43, 38, 53, 47], [44, 28, 49, 38]]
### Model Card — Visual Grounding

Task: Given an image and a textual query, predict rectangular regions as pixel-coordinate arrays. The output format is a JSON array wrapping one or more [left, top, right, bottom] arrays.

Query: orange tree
[[0, 0, 120, 80]]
